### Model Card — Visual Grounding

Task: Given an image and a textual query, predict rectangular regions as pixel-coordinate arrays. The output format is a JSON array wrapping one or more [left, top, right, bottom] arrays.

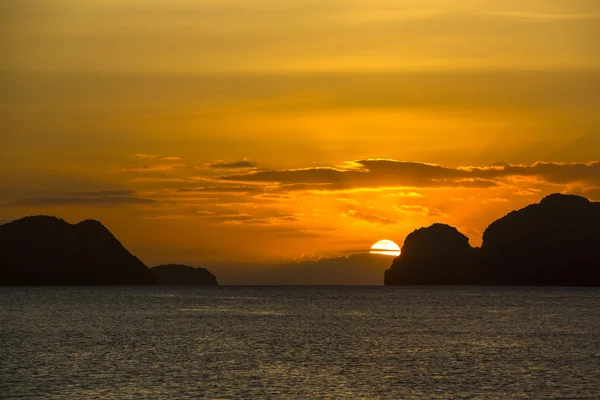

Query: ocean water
[[1, 287, 599, 399]]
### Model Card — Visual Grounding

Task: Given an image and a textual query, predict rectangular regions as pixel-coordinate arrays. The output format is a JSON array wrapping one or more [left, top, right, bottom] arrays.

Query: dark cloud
[[279, 183, 336, 191], [219, 160, 490, 189], [209, 160, 257, 169], [252, 193, 295, 200], [13, 189, 157, 207], [65, 189, 136, 197], [280, 215, 300, 221], [14, 196, 157, 206], [218, 159, 600, 190], [175, 185, 261, 194], [465, 161, 600, 185]]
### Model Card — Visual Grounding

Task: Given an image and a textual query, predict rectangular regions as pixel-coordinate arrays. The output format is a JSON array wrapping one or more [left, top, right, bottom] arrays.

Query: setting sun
[[370, 240, 401, 257]]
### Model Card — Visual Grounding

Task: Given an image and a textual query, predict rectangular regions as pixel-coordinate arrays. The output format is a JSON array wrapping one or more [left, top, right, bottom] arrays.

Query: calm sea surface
[[1, 287, 599, 399]]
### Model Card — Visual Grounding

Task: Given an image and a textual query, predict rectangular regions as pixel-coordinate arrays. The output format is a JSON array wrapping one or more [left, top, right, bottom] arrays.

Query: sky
[[1, 0, 599, 284]]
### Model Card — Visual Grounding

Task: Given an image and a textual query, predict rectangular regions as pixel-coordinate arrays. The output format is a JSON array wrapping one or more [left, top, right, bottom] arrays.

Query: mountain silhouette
[[152, 264, 218, 285], [385, 193, 600, 286], [0, 216, 156, 285]]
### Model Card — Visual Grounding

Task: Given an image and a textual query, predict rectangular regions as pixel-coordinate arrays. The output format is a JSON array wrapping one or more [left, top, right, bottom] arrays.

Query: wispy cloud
[[136, 153, 159, 159], [65, 189, 137, 197], [130, 177, 188, 183], [345, 210, 398, 225], [208, 160, 257, 169], [479, 11, 600, 22], [218, 159, 600, 191], [115, 164, 188, 173], [13, 189, 157, 207]]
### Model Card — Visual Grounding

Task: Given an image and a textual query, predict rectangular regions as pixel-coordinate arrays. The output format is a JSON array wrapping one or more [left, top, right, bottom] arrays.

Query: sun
[[370, 240, 401, 257]]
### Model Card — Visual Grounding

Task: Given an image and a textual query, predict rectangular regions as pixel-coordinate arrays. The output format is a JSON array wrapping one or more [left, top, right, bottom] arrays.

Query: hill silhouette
[[0, 216, 156, 285], [152, 264, 218, 285], [384, 224, 481, 285], [385, 193, 600, 286]]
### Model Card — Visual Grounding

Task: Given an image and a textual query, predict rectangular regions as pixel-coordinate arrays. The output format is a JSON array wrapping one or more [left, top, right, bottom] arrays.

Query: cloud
[[395, 205, 429, 213], [479, 12, 600, 22], [337, 198, 362, 206], [384, 191, 423, 197], [345, 210, 398, 225], [115, 164, 188, 173], [224, 218, 270, 225], [464, 161, 600, 185], [279, 183, 337, 191], [136, 153, 159, 159], [175, 185, 261, 194], [193, 209, 301, 225], [162, 156, 182, 161], [14, 196, 157, 207], [513, 188, 541, 196], [65, 189, 136, 197], [130, 178, 187, 183], [223, 215, 300, 225], [218, 159, 600, 191], [252, 193, 296, 201], [218, 159, 496, 189], [427, 208, 445, 217], [195, 211, 216, 216], [12, 189, 157, 207], [209, 160, 257, 169]]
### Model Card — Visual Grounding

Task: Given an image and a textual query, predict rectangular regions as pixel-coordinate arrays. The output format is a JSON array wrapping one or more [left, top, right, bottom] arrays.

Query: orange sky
[[1, 0, 599, 283]]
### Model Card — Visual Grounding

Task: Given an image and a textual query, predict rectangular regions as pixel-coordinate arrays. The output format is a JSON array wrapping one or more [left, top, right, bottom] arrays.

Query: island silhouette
[[152, 264, 218, 286], [0, 216, 156, 285], [0, 216, 219, 286], [385, 193, 600, 286], [2, 193, 599, 286]]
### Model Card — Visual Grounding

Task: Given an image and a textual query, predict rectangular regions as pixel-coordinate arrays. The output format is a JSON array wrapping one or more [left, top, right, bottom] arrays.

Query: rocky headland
[[385, 194, 600, 286]]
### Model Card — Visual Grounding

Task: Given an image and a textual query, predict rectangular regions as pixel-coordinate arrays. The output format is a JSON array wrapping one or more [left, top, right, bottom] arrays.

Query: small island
[[385, 193, 600, 286], [152, 264, 218, 286]]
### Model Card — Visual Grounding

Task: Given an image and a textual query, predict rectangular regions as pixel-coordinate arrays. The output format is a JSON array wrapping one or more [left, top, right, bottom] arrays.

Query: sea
[[1, 287, 599, 399]]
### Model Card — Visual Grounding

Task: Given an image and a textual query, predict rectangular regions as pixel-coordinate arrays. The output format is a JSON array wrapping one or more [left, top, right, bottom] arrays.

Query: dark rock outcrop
[[385, 194, 600, 286], [0, 215, 156, 285], [481, 194, 600, 285], [384, 224, 480, 285], [152, 264, 218, 285]]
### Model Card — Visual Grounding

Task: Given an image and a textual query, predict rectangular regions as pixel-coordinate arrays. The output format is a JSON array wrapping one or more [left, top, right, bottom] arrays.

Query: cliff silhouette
[[0, 216, 156, 285], [385, 193, 600, 286], [152, 264, 218, 285]]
